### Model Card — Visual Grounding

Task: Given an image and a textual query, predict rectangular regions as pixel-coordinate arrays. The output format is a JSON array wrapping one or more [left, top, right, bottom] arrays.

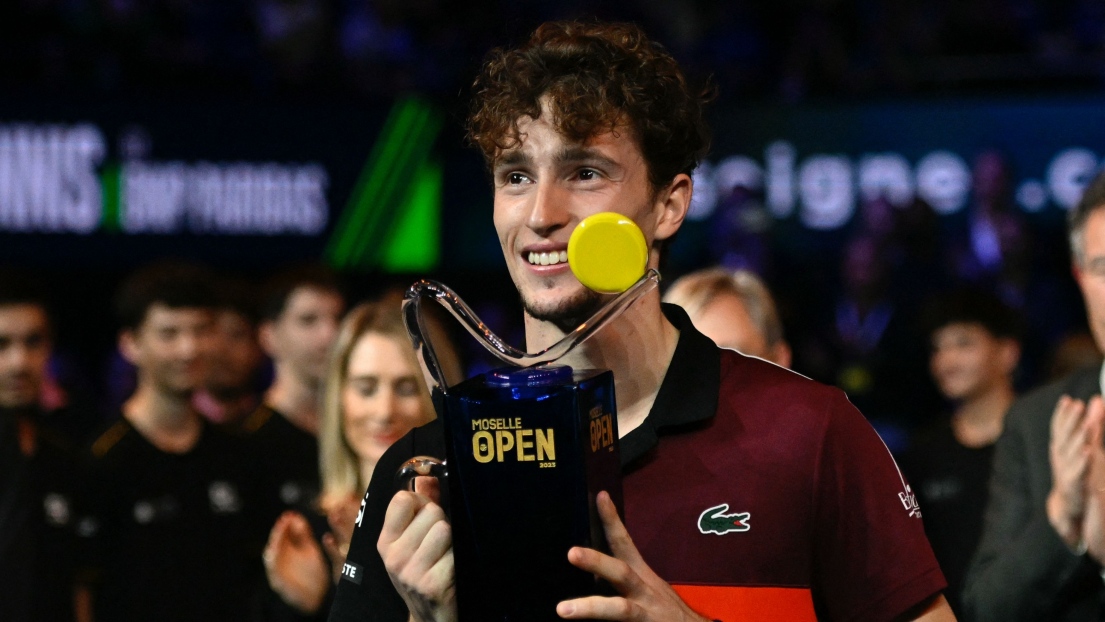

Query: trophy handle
[[402, 269, 661, 394], [395, 456, 448, 492]]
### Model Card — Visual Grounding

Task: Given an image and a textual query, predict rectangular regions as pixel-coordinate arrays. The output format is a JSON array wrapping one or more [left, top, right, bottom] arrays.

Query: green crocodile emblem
[[697, 503, 751, 535]]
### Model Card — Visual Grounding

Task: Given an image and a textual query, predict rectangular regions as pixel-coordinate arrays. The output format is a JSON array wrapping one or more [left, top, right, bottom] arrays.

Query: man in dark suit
[[963, 169, 1105, 621]]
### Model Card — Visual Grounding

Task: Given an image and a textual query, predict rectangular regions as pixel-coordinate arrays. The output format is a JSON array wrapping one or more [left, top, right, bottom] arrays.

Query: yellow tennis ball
[[567, 212, 649, 294]]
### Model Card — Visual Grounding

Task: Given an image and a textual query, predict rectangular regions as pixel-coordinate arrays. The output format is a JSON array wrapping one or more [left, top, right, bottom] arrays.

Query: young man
[[195, 275, 264, 429], [963, 170, 1105, 620], [330, 21, 952, 622], [0, 269, 98, 447], [0, 269, 79, 622], [75, 262, 262, 622], [902, 290, 1021, 616], [241, 265, 344, 520], [663, 267, 792, 367]]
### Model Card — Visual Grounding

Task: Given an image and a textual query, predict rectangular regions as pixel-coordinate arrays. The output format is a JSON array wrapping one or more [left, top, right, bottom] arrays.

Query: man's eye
[[507, 172, 529, 185], [578, 169, 596, 181]]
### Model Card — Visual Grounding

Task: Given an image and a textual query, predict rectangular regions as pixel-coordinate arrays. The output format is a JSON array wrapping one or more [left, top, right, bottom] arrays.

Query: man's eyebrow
[[556, 146, 620, 169], [493, 151, 531, 170]]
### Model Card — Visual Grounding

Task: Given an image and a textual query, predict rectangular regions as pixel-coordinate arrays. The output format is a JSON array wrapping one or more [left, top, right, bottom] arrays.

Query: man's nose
[[179, 332, 202, 358], [527, 179, 570, 236], [3, 344, 30, 370]]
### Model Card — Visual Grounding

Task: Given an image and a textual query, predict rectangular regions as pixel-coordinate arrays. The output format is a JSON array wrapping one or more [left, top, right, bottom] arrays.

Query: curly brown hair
[[467, 20, 712, 190]]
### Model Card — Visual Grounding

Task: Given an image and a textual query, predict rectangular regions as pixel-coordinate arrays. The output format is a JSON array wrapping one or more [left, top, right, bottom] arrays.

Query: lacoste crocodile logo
[[697, 503, 751, 535]]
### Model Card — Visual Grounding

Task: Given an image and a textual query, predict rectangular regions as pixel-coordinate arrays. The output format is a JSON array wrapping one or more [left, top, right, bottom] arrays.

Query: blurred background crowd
[[4, 0, 1105, 101]]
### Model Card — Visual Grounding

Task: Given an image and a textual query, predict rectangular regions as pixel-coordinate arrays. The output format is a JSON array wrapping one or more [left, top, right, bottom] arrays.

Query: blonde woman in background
[[261, 297, 461, 617], [663, 267, 792, 368]]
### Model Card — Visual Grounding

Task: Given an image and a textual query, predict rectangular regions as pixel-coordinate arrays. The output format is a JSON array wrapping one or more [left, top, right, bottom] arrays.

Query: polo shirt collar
[[619, 303, 720, 466]]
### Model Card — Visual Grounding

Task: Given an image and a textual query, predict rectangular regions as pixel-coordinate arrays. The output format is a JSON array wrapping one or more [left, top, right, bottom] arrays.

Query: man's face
[[929, 322, 1015, 402], [121, 304, 215, 397], [1076, 209, 1105, 352], [205, 309, 262, 398], [491, 99, 688, 330], [262, 286, 343, 386], [0, 304, 51, 409]]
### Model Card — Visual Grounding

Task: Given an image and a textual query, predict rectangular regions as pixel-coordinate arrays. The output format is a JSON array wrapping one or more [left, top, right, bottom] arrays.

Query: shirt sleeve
[[811, 393, 946, 622], [328, 420, 447, 622]]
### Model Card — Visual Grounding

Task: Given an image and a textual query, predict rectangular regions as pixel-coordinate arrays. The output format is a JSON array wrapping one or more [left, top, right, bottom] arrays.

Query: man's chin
[[522, 289, 606, 333]]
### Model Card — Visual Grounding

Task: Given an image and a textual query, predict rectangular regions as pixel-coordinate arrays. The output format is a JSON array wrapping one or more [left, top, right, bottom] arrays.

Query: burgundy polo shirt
[[619, 306, 945, 621], [328, 304, 945, 622]]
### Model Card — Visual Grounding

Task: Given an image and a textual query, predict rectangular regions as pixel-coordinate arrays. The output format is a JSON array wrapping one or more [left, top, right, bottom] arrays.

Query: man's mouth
[[526, 250, 568, 266]]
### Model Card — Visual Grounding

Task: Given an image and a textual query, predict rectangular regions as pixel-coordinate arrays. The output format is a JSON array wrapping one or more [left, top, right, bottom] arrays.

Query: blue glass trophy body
[[440, 366, 619, 620], [400, 213, 657, 621]]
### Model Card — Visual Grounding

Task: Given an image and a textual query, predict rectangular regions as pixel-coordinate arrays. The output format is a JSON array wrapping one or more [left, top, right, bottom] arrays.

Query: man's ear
[[999, 338, 1022, 376], [118, 330, 141, 366], [257, 321, 278, 358], [653, 172, 693, 243]]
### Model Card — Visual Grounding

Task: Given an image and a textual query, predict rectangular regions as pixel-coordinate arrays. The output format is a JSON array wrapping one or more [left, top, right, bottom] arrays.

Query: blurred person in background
[[900, 289, 1022, 617], [964, 169, 1105, 620], [947, 150, 1031, 307], [0, 268, 99, 447], [663, 266, 791, 367], [810, 233, 933, 449], [241, 265, 345, 524], [75, 262, 262, 622], [260, 298, 461, 619], [0, 268, 79, 622], [195, 274, 265, 429]]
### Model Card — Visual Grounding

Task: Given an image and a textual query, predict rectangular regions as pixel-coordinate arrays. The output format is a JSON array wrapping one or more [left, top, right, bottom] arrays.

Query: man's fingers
[[567, 546, 637, 591], [1054, 396, 1087, 444], [556, 595, 634, 620], [412, 518, 453, 568], [382, 495, 450, 581], [379, 491, 430, 550], [595, 491, 644, 568], [414, 538, 455, 596], [1086, 396, 1105, 449]]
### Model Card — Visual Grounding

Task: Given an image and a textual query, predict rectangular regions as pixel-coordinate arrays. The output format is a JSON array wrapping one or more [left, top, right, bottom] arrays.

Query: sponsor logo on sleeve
[[898, 485, 921, 518], [341, 561, 364, 585], [356, 493, 367, 528], [697, 503, 751, 535]]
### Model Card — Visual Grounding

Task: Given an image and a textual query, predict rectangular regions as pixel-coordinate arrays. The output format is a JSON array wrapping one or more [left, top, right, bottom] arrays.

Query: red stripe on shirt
[[671, 584, 816, 621]]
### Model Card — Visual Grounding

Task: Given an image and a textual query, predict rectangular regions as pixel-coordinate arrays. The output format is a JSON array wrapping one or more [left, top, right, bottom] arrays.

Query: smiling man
[[329, 21, 953, 622], [75, 263, 261, 622], [0, 270, 79, 622], [901, 290, 1021, 616]]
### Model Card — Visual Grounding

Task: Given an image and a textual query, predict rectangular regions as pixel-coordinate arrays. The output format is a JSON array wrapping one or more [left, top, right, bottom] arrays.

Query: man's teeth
[[528, 250, 569, 266]]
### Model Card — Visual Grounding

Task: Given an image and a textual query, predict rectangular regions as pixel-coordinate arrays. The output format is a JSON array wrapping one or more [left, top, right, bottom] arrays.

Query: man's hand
[[1047, 395, 1095, 549], [1079, 397, 1105, 562], [377, 477, 457, 622], [263, 511, 330, 614], [557, 491, 709, 622]]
